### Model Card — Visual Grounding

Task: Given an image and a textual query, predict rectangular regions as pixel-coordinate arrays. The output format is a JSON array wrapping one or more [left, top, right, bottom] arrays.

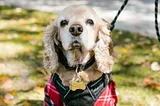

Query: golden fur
[[43, 5, 115, 86]]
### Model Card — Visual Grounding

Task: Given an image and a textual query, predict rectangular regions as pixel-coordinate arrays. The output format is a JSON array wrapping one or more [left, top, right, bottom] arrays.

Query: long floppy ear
[[94, 20, 116, 73], [43, 21, 59, 72]]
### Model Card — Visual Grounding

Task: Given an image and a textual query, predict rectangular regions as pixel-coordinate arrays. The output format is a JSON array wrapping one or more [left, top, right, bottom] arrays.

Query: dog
[[44, 5, 117, 106]]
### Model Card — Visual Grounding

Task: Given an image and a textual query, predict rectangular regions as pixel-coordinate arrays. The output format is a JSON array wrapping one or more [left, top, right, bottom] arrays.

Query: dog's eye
[[60, 20, 68, 27], [86, 19, 94, 26]]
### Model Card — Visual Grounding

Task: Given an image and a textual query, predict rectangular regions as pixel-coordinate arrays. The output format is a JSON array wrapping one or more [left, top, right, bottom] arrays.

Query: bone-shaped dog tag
[[71, 81, 86, 91]]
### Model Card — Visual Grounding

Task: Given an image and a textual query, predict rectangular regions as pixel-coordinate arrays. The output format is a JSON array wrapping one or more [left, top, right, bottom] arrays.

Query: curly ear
[[43, 21, 59, 72], [94, 20, 116, 73]]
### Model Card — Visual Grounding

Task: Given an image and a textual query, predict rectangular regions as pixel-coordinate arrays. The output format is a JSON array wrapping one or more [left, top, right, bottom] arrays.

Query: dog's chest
[[53, 73, 110, 106]]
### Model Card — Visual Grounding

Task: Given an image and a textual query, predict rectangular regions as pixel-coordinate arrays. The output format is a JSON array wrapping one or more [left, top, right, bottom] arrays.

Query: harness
[[51, 73, 111, 106]]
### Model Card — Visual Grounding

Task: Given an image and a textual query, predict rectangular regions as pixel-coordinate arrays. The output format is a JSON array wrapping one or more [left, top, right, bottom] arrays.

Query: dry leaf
[[0, 75, 9, 84], [36, 67, 46, 75], [4, 99, 11, 105], [156, 94, 160, 100], [35, 87, 44, 96], [156, 83, 160, 91], [18, 18, 26, 24], [122, 48, 128, 54], [1, 79, 14, 90], [23, 35, 31, 41], [23, 101, 31, 106], [11, 90, 16, 96], [0, 97, 6, 106], [143, 77, 155, 87]]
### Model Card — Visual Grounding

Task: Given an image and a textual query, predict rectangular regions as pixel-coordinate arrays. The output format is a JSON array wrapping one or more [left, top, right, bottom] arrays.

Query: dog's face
[[55, 5, 103, 51], [44, 5, 115, 73]]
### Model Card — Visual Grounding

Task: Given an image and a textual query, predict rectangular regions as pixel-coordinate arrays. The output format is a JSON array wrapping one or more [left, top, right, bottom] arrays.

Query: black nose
[[69, 24, 83, 36]]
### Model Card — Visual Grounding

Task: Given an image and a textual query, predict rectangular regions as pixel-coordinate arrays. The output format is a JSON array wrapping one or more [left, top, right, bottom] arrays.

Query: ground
[[0, 6, 160, 106]]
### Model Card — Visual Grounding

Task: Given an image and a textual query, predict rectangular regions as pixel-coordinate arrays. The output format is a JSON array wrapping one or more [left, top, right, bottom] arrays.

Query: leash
[[155, 0, 160, 42], [111, 0, 160, 42], [110, 0, 129, 31]]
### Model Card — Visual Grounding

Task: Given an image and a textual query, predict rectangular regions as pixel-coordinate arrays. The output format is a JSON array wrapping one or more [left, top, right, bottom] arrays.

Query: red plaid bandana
[[44, 75, 118, 106]]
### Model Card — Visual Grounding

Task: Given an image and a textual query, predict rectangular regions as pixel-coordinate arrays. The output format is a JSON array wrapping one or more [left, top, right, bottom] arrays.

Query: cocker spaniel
[[44, 5, 117, 106]]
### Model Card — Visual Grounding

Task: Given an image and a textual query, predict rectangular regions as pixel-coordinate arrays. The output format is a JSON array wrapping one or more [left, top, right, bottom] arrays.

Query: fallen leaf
[[4, 99, 11, 105], [36, 82, 45, 87], [143, 77, 155, 87], [36, 67, 46, 75], [122, 48, 128, 54], [38, 50, 44, 55], [1, 79, 14, 90], [155, 83, 160, 91], [0, 75, 9, 85], [11, 90, 16, 96], [137, 101, 143, 105], [23, 35, 31, 41], [35, 87, 44, 96], [18, 18, 26, 24], [156, 94, 160, 100], [23, 101, 31, 106], [0, 96, 6, 106]]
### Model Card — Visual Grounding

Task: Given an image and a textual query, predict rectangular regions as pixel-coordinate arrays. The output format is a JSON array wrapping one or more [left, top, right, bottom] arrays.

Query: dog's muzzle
[[71, 40, 82, 49]]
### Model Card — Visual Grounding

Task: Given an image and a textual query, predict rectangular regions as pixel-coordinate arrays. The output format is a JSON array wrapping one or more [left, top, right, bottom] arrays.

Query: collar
[[51, 73, 111, 105], [54, 42, 95, 71]]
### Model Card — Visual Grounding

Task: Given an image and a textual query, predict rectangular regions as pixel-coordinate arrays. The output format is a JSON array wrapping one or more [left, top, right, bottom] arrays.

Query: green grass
[[0, 5, 160, 106], [112, 30, 160, 106]]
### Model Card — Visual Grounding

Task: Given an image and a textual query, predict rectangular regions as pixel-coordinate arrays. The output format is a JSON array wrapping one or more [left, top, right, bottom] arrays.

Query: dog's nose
[[69, 24, 83, 36]]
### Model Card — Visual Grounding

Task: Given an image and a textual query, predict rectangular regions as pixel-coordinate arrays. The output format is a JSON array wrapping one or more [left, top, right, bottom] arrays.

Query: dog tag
[[71, 81, 87, 91]]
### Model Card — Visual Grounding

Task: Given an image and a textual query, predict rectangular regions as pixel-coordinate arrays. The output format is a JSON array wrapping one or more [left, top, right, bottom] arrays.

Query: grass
[[112, 31, 160, 106], [0, 5, 160, 106]]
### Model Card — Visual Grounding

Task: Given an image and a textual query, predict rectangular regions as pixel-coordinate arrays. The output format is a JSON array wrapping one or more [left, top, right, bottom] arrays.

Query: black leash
[[110, 0, 129, 31], [111, 0, 160, 42], [155, 0, 160, 42]]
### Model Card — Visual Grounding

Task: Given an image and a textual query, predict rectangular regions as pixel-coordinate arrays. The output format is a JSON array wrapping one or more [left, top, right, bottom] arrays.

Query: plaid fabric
[[94, 81, 118, 106], [44, 75, 118, 106]]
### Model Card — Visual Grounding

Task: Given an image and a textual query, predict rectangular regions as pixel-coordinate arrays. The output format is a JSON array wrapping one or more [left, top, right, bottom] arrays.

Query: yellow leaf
[[0, 75, 9, 85], [38, 50, 44, 55], [4, 99, 11, 105], [24, 49, 29, 53], [18, 18, 26, 24], [122, 48, 128, 54], [35, 87, 44, 96], [23, 35, 31, 41], [36, 67, 46, 75], [0, 97, 6, 106], [23, 101, 31, 106], [11, 90, 16, 96]]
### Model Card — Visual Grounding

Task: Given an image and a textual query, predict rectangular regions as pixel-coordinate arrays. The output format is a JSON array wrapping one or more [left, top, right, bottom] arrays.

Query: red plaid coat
[[44, 75, 118, 106]]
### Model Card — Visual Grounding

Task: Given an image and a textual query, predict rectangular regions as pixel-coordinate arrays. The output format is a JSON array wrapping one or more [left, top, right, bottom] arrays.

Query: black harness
[[53, 42, 111, 106], [52, 73, 111, 106]]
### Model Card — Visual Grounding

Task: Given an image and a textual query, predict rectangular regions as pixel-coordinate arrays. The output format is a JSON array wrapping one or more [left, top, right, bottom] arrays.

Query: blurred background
[[0, 0, 160, 106]]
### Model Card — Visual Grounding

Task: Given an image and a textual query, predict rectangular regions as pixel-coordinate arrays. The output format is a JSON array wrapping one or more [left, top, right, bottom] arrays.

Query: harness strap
[[110, 0, 129, 31], [155, 0, 160, 42], [52, 73, 111, 105]]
